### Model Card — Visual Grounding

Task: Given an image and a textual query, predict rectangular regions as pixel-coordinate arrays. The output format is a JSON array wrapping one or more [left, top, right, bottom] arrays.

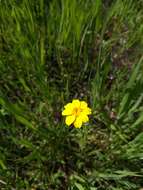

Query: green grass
[[0, 0, 143, 189]]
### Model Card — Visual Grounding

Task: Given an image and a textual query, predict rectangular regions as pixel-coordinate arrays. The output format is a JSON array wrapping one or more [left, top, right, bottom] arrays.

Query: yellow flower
[[62, 99, 91, 128]]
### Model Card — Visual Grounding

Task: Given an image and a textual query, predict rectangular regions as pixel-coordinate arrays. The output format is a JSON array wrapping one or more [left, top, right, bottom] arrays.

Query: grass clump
[[0, 0, 143, 189]]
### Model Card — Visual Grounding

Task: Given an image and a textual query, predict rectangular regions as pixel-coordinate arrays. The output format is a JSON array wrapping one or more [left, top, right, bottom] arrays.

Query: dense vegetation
[[0, 0, 143, 189]]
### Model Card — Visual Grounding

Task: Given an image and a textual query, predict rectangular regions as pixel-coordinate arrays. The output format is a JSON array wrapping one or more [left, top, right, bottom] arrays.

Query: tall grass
[[0, 0, 143, 189]]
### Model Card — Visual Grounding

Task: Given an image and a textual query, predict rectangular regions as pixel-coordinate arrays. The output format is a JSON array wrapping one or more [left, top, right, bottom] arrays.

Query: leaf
[[0, 160, 7, 170], [74, 182, 85, 190], [118, 93, 130, 118], [18, 139, 35, 149], [70, 174, 85, 183], [118, 56, 143, 118], [0, 97, 24, 115], [19, 78, 31, 92], [93, 170, 141, 180], [132, 132, 143, 143], [0, 97, 5, 107], [131, 112, 143, 129], [90, 188, 97, 190], [128, 94, 143, 115], [15, 114, 35, 130], [126, 56, 143, 89], [0, 179, 6, 185]]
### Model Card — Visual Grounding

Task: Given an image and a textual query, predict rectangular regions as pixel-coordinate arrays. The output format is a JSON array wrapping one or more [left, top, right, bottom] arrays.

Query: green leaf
[[131, 112, 143, 129], [118, 93, 130, 118], [127, 56, 143, 89], [15, 114, 35, 130], [75, 182, 85, 190], [0, 160, 7, 170], [19, 78, 31, 92]]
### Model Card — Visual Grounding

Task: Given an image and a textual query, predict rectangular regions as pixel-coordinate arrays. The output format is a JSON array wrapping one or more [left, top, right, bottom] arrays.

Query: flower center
[[72, 107, 82, 116]]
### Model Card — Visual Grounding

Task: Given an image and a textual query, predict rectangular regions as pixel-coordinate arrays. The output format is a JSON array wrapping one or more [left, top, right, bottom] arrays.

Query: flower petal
[[80, 113, 89, 123], [62, 109, 72, 116], [62, 103, 74, 115], [82, 107, 92, 115], [65, 115, 75, 126], [74, 116, 82, 128], [80, 101, 88, 109], [64, 103, 73, 109], [72, 99, 80, 107]]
